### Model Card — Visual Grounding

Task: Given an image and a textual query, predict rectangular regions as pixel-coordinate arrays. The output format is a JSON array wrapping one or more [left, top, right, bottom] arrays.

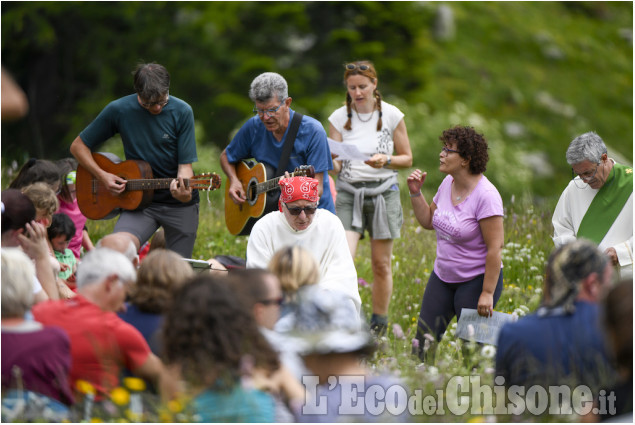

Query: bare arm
[[477, 215, 504, 317], [314, 172, 325, 198], [17, 221, 59, 300], [220, 148, 245, 204], [81, 229, 94, 252], [327, 123, 343, 175], [407, 169, 435, 230], [366, 119, 413, 169], [169, 163, 194, 203], [70, 136, 127, 194], [132, 352, 165, 388]]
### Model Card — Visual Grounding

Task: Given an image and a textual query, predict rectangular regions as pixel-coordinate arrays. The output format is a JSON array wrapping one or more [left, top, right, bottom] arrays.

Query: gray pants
[[114, 202, 199, 258]]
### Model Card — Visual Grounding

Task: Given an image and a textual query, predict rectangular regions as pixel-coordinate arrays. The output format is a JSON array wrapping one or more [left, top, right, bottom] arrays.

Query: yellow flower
[[168, 399, 184, 413], [126, 409, 142, 421], [110, 386, 130, 406], [123, 377, 146, 392], [468, 415, 486, 422], [90, 418, 103, 423], [75, 379, 96, 395], [159, 410, 173, 423]]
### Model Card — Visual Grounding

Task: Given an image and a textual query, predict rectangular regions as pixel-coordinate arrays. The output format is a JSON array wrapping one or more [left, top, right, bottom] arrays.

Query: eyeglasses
[[141, 92, 169, 108], [253, 98, 287, 118], [572, 162, 600, 188], [259, 297, 284, 306], [441, 146, 459, 155], [346, 63, 370, 71], [572, 163, 600, 181], [285, 204, 317, 216]]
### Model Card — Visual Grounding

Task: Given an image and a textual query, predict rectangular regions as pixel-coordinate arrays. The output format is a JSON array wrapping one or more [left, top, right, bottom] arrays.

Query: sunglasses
[[285, 204, 317, 216], [346, 63, 370, 71]]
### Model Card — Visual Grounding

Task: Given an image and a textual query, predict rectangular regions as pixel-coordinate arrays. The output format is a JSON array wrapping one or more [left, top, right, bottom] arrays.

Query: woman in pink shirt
[[407, 126, 504, 361]]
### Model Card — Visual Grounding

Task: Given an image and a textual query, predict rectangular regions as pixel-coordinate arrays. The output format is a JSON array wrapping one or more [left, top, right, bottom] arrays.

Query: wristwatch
[[385, 155, 392, 166]]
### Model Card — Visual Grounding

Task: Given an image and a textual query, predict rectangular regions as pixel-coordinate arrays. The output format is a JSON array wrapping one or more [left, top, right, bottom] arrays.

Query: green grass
[[73, 138, 568, 422]]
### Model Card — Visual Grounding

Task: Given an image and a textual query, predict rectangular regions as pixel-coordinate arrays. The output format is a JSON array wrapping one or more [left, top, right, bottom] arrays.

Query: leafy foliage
[[2, 2, 632, 198]]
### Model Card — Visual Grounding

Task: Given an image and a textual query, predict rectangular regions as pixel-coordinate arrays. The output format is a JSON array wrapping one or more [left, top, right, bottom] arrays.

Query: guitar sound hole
[[246, 182, 257, 204]]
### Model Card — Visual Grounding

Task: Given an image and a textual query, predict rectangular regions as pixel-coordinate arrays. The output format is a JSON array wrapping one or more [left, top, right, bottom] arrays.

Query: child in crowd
[[47, 213, 77, 289], [55, 158, 94, 259], [21, 183, 74, 299]]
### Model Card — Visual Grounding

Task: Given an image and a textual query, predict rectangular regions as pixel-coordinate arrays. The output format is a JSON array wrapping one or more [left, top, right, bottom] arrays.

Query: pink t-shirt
[[57, 196, 88, 259], [432, 174, 503, 283]]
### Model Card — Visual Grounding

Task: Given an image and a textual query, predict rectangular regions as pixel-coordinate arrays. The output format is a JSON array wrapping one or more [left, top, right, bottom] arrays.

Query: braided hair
[[343, 60, 383, 132]]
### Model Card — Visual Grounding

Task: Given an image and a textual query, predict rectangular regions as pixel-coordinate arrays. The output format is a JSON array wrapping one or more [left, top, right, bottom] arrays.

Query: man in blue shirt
[[496, 239, 615, 394], [220, 72, 335, 234], [70, 63, 199, 258]]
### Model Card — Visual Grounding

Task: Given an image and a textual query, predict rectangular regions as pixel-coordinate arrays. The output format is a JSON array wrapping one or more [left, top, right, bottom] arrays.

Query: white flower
[[427, 366, 439, 378], [480, 345, 497, 359]]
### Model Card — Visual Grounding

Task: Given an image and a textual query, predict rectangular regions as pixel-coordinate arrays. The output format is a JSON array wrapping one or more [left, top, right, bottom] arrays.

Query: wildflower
[[411, 338, 420, 349], [484, 367, 495, 374], [423, 333, 435, 342], [358, 277, 370, 287], [415, 226, 422, 234], [123, 377, 146, 392], [414, 278, 422, 284], [168, 399, 184, 413], [110, 387, 130, 406], [480, 345, 496, 359], [392, 323, 405, 339], [75, 379, 96, 395], [90, 418, 103, 423], [427, 366, 439, 378]]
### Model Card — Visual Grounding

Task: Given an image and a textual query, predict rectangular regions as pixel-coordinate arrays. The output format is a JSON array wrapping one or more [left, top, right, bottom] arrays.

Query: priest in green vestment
[[552, 132, 632, 279]]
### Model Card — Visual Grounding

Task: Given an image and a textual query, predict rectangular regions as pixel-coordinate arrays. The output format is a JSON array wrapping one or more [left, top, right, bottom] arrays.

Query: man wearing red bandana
[[247, 177, 362, 316]]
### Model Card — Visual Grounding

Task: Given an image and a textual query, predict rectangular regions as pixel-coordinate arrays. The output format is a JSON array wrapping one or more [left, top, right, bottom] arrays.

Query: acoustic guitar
[[225, 161, 315, 236], [77, 152, 221, 220]]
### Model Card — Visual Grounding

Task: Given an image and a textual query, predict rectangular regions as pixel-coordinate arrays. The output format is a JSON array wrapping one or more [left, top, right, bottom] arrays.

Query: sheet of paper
[[455, 308, 518, 346], [328, 138, 371, 161]]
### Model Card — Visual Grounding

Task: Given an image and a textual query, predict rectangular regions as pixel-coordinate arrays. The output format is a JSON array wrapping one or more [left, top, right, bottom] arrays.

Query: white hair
[[76, 248, 136, 289], [1, 248, 35, 317], [566, 131, 607, 165], [97, 233, 139, 263], [249, 72, 288, 103]]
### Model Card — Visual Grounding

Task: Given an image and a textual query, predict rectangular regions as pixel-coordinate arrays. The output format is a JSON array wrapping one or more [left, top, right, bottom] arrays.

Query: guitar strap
[[275, 112, 303, 177]]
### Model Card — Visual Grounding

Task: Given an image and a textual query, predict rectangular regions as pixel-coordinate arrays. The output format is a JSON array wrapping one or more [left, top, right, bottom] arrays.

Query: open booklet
[[328, 138, 371, 161], [455, 308, 518, 346]]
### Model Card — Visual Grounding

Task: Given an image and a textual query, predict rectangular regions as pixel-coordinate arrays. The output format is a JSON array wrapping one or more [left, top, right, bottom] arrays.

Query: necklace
[[354, 105, 375, 123]]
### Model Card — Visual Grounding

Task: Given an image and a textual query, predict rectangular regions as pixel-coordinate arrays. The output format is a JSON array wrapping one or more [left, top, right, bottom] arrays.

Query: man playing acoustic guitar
[[70, 63, 199, 258], [220, 72, 335, 234]]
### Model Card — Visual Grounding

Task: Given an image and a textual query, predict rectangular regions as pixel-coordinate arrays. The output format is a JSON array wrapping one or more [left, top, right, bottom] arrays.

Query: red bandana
[[278, 177, 319, 212]]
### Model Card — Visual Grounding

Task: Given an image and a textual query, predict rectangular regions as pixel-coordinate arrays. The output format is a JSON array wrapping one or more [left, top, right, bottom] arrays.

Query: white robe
[[247, 209, 362, 313], [552, 171, 633, 279]]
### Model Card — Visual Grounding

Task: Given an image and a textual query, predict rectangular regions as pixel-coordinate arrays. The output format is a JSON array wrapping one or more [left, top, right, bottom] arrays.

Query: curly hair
[[439, 125, 489, 174], [130, 249, 194, 314], [162, 274, 280, 390], [268, 245, 320, 294], [21, 182, 59, 223]]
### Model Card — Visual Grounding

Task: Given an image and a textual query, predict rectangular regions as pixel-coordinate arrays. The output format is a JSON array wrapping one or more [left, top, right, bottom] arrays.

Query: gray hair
[[77, 248, 136, 289], [249, 72, 288, 103], [565, 132, 607, 166], [1, 248, 35, 318], [540, 239, 608, 315]]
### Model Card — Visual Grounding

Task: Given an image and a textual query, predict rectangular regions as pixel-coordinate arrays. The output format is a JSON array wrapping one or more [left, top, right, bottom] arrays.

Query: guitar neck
[[125, 178, 187, 191], [254, 171, 306, 195]]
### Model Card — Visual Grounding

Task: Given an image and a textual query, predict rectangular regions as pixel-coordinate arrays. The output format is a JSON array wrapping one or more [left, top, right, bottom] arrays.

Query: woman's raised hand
[[407, 169, 427, 194]]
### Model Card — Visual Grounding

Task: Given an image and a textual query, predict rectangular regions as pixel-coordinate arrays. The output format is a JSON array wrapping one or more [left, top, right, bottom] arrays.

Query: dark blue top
[[80, 94, 198, 205], [117, 303, 163, 356], [226, 110, 335, 212], [496, 301, 613, 389]]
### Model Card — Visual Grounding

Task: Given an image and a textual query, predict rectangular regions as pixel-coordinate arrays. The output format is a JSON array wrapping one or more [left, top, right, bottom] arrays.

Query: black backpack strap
[[275, 112, 303, 176]]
